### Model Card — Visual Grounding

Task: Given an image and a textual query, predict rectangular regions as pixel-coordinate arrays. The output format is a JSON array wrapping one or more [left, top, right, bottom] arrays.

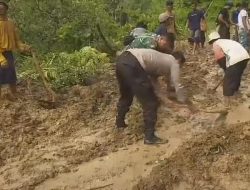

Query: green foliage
[[8, 0, 243, 89], [18, 47, 110, 89], [9, 0, 243, 53], [9, 0, 122, 53]]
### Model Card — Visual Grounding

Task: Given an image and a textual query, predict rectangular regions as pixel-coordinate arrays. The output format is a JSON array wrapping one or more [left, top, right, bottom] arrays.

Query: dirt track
[[0, 47, 250, 190]]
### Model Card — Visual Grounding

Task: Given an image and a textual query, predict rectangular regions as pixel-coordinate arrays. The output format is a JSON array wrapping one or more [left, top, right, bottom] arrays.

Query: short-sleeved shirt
[[217, 8, 230, 25], [238, 9, 250, 29], [212, 39, 250, 68], [188, 10, 204, 31]]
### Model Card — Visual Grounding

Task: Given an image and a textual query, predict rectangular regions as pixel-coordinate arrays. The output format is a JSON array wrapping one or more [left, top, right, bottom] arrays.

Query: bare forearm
[[218, 15, 229, 25]]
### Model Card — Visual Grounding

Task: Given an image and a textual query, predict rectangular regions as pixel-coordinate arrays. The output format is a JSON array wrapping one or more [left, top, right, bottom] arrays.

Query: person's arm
[[0, 53, 7, 67], [218, 14, 229, 27], [213, 43, 225, 61], [200, 11, 207, 32], [173, 14, 178, 34], [166, 75, 175, 92], [14, 24, 31, 54], [230, 11, 237, 25], [212, 43, 226, 69], [186, 13, 190, 29], [185, 19, 189, 29], [170, 63, 187, 103], [242, 16, 249, 32]]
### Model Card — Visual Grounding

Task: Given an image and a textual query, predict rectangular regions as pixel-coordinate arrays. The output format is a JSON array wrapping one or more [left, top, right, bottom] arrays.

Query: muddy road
[[0, 47, 250, 190]]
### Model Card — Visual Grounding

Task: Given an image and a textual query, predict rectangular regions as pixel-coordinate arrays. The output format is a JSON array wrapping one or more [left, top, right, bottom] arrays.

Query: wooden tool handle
[[212, 78, 224, 91], [31, 51, 56, 102]]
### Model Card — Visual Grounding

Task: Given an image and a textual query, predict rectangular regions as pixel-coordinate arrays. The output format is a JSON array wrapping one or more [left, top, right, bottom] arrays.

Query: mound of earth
[[0, 73, 148, 189], [134, 122, 250, 190]]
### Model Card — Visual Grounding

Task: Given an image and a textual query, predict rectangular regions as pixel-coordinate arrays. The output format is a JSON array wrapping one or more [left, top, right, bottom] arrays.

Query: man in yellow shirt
[[0, 1, 30, 99]]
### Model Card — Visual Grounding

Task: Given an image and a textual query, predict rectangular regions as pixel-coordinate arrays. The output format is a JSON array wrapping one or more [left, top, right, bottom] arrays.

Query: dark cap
[[166, 1, 173, 6], [0, 1, 9, 9]]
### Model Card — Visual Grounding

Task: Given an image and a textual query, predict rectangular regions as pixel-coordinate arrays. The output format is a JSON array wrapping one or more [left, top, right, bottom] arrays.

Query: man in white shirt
[[208, 31, 250, 108], [115, 49, 186, 145], [238, 2, 250, 51]]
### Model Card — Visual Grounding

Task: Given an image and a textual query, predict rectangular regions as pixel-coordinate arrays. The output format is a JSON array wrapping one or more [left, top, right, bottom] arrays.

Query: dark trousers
[[167, 32, 176, 50], [116, 52, 159, 139], [218, 24, 230, 39], [218, 57, 248, 96], [0, 51, 17, 85]]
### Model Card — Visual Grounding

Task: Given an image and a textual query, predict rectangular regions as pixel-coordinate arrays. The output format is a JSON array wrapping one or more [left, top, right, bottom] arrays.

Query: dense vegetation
[[6, 0, 241, 89]]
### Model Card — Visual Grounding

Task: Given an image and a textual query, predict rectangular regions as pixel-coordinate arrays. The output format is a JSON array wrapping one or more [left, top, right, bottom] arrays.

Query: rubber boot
[[143, 103, 168, 145], [144, 134, 168, 145]]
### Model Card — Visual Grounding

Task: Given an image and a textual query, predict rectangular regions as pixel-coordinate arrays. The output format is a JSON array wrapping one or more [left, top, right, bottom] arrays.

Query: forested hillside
[[10, 0, 233, 53]]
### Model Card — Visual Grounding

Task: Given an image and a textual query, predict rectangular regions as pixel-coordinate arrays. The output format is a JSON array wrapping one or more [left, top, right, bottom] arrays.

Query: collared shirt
[[213, 39, 250, 67], [126, 48, 184, 101]]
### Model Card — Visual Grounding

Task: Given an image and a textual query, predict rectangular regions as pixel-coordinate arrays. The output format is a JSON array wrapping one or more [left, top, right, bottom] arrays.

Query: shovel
[[208, 78, 224, 94], [30, 51, 57, 108]]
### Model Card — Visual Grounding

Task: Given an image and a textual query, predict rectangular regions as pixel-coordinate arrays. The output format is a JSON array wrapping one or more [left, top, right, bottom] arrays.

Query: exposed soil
[[134, 122, 250, 190], [0, 46, 250, 190]]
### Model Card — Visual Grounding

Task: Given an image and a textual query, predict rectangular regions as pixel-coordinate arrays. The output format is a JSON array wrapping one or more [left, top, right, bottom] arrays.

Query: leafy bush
[[18, 47, 110, 89]]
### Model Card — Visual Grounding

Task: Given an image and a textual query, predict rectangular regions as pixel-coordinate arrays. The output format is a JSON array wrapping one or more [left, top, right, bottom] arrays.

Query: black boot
[[116, 97, 131, 129], [116, 117, 128, 128], [144, 134, 168, 145]]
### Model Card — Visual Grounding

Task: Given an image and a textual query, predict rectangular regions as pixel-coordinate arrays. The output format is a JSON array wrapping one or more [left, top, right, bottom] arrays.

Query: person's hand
[[24, 45, 32, 54], [167, 91, 176, 100], [167, 86, 175, 92], [0, 61, 8, 69], [22, 45, 32, 56]]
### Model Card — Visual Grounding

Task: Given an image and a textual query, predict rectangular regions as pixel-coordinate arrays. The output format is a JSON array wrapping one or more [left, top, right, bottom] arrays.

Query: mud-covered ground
[[0, 47, 250, 190], [134, 122, 250, 190]]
